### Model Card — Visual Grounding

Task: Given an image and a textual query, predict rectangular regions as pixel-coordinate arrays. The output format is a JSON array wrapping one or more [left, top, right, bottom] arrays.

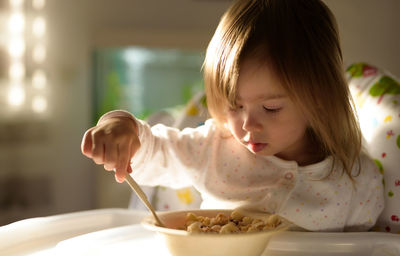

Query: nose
[[242, 112, 262, 132]]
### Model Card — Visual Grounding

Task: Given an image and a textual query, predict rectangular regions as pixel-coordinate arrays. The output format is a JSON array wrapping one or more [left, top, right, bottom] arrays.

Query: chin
[[247, 147, 273, 156]]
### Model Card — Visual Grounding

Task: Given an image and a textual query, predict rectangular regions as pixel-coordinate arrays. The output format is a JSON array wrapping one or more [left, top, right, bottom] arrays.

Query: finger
[[114, 167, 126, 183], [91, 133, 105, 164], [115, 174, 125, 183], [104, 165, 114, 171], [114, 143, 129, 183], [104, 142, 118, 171], [81, 128, 95, 157], [117, 142, 131, 174]]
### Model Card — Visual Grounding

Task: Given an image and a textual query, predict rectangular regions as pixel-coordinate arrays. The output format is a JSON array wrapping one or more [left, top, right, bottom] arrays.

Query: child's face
[[226, 58, 309, 162]]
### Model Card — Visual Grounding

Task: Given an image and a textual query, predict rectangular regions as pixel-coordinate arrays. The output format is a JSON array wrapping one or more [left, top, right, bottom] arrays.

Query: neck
[[276, 134, 325, 166]]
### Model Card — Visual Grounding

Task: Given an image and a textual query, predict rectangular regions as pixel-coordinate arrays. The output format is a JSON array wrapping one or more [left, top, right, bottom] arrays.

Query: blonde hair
[[203, 0, 362, 177]]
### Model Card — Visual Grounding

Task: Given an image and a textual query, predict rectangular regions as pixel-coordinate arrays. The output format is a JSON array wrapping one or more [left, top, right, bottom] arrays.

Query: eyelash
[[229, 105, 281, 113], [263, 106, 281, 113]]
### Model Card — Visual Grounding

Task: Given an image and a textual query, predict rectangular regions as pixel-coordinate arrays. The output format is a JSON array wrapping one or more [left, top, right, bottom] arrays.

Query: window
[[93, 47, 204, 122]]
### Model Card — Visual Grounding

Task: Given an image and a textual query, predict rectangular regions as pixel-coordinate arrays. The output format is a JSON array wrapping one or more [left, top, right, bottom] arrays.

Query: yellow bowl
[[141, 209, 289, 256]]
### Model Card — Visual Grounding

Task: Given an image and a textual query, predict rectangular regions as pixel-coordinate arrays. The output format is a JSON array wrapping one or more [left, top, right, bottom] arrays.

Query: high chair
[[129, 62, 400, 235], [1, 63, 399, 255]]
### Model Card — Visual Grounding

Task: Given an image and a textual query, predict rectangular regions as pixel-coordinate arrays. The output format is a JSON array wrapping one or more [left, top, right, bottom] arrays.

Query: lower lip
[[248, 143, 267, 153]]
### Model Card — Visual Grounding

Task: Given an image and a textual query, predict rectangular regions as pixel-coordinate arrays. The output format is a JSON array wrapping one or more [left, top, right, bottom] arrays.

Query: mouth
[[247, 142, 268, 153]]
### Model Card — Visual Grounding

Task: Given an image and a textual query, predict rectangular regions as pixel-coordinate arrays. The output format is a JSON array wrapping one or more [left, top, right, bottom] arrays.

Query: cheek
[[227, 115, 244, 137], [286, 124, 307, 140], [286, 120, 308, 142], [270, 113, 308, 139]]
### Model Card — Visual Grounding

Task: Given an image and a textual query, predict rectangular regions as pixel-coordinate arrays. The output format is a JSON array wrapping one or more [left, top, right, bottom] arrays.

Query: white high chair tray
[[0, 208, 399, 256]]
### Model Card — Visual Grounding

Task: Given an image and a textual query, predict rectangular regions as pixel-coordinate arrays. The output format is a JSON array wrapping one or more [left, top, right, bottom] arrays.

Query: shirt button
[[284, 172, 294, 180]]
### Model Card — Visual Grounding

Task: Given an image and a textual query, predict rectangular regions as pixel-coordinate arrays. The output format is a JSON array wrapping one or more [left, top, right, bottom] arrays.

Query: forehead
[[236, 58, 287, 101]]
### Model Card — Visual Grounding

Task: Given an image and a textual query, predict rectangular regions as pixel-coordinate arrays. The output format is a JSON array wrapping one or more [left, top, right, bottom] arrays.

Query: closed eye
[[263, 106, 282, 113]]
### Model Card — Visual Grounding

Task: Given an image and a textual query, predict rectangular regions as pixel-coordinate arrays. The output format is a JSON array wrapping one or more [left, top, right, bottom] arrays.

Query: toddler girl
[[81, 0, 384, 231]]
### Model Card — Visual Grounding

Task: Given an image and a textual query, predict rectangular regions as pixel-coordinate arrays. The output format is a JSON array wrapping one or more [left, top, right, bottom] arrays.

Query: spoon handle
[[124, 174, 165, 227]]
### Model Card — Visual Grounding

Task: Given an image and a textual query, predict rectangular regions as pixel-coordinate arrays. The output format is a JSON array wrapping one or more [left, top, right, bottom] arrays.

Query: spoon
[[124, 174, 165, 227]]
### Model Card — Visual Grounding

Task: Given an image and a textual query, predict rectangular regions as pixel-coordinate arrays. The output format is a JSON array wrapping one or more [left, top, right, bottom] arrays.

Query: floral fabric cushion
[[346, 63, 400, 234]]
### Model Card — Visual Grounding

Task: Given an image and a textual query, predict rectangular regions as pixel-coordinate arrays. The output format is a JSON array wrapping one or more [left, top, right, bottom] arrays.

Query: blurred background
[[0, 0, 398, 226]]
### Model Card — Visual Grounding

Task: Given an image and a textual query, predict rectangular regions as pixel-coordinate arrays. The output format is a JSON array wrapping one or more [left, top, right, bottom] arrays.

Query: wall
[[0, 0, 398, 225], [88, 0, 400, 77], [325, 0, 400, 76], [0, 0, 96, 225]]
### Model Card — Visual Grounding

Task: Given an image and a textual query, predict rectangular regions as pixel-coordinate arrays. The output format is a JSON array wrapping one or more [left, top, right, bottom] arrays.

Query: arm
[[81, 110, 215, 186], [129, 114, 215, 189]]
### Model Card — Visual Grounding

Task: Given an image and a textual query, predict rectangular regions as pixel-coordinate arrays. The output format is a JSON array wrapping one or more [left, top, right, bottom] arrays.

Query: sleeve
[[344, 153, 385, 231], [130, 115, 216, 189], [97, 110, 217, 188]]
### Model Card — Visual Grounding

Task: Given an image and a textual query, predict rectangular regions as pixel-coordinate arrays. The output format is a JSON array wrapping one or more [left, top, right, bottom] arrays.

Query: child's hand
[[81, 117, 140, 183]]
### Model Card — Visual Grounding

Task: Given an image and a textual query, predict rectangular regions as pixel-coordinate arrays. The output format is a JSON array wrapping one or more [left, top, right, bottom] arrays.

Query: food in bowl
[[183, 210, 282, 234], [141, 209, 289, 256]]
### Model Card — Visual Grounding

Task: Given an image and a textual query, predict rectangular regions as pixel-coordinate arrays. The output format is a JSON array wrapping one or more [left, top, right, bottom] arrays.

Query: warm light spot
[[32, 69, 47, 89], [32, 16, 46, 37], [8, 13, 25, 34], [9, 0, 24, 8], [9, 62, 25, 80], [8, 86, 25, 106], [32, 96, 47, 113], [32, 0, 46, 10], [8, 38, 25, 58], [32, 44, 46, 63]]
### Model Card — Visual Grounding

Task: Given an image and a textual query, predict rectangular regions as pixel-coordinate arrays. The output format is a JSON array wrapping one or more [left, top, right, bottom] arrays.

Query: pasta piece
[[183, 211, 283, 234]]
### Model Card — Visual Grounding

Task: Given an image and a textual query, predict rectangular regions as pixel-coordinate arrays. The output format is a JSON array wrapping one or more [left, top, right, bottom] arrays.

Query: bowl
[[141, 209, 289, 256]]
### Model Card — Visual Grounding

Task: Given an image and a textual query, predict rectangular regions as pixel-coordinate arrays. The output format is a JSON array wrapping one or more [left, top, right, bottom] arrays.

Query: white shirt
[[101, 111, 385, 231]]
